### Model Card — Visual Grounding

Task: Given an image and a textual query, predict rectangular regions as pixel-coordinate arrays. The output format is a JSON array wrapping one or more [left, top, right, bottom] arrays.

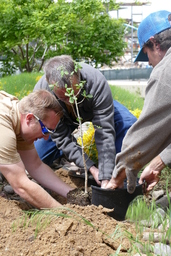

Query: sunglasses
[[33, 114, 55, 135]]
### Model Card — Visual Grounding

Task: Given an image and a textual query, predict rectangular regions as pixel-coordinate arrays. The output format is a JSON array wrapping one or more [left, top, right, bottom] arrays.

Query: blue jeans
[[34, 100, 137, 165], [34, 135, 63, 165], [113, 100, 137, 153]]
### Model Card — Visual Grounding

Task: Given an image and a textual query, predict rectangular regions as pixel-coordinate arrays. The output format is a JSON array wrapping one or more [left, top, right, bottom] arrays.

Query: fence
[[100, 68, 152, 80]]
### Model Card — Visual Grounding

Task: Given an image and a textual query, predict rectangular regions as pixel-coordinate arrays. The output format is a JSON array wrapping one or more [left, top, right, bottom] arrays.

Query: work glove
[[112, 166, 139, 194], [125, 168, 140, 193]]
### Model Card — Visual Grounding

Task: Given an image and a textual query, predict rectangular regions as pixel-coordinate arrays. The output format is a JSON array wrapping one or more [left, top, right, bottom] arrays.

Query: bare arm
[[0, 161, 62, 209], [19, 149, 72, 198], [0, 149, 72, 209]]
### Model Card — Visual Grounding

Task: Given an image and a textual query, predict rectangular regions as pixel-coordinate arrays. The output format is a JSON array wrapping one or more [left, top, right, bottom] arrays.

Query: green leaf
[[86, 94, 93, 98], [69, 98, 74, 104], [49, 84, 55, 90]]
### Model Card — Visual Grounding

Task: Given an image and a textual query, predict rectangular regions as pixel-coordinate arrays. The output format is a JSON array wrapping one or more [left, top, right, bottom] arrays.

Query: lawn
[[0, 72, 144, 115]]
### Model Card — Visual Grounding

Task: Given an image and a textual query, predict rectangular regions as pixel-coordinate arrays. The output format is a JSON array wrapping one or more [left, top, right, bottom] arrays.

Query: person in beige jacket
[[107, 10, 171, 193]]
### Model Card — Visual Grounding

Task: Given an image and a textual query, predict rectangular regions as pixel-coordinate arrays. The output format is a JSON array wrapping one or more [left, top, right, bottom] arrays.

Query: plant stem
[[75, 101, 88, 193]]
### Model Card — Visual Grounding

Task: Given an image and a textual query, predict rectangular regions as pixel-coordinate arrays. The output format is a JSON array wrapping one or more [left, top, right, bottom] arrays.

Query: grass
[[126, 196, 155, 222], [0, 73, 144, 111], [0, 72, 43, 99], [125, 194, 171, 254], [109, 84, 144, 110]]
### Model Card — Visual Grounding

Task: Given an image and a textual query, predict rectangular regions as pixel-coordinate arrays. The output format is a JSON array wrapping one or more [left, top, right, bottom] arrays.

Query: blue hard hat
[[135, 10, 171, 62]]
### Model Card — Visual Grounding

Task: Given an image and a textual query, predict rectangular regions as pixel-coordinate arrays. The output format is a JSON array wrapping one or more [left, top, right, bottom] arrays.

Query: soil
[[0, 168, 146, 256], [67, 187, 92, 206]]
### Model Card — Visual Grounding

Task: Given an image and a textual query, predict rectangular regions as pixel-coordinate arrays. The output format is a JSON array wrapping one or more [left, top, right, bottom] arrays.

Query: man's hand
[[139, 155, 165, 191], [89, 166, 101, 186], [89, 166, 113, 188], [101, 180, 109, 188], [106, 169, 126, 189]]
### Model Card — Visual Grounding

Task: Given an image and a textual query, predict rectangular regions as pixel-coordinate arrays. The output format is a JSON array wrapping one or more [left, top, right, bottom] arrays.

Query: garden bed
[[0, 168, 141, 255]]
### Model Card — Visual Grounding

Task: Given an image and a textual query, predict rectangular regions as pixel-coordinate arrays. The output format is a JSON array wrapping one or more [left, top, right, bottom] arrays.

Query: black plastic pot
[[91, 179, 145, 221]]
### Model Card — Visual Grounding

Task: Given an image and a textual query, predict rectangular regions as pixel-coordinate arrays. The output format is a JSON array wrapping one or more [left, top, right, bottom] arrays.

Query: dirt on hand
[[0, 168, 139, 256]]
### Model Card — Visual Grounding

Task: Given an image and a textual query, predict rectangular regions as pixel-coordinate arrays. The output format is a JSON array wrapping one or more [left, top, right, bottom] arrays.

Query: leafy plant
[[50, 61, 93, 193]]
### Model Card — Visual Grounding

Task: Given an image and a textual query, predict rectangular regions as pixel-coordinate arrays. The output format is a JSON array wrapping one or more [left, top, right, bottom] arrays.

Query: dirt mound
[[0, 168, 138, 255]]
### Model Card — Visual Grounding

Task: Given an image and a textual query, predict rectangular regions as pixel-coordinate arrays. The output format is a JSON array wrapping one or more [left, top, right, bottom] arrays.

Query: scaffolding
[[115, 0, 150, 63]]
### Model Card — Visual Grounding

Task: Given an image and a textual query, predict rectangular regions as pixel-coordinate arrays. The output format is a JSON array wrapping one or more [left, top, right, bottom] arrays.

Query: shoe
[[68, 170, 94, 181], [68, 170, 98, 186], [60, 158, 80, 171], [50, 158, 63, 169]]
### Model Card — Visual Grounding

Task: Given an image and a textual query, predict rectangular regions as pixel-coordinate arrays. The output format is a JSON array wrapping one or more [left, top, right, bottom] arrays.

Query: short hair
[[44, 55, 80, 88], [18, 89, 63, 120], [145, 27, 171, 51]]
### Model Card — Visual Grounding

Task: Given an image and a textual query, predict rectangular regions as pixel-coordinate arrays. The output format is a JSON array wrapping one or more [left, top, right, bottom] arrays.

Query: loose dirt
[[0, 168, 142, 256]]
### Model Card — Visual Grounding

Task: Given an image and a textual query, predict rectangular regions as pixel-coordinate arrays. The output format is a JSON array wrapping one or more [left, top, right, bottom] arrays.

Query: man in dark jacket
[[34, 55, 137, 188]]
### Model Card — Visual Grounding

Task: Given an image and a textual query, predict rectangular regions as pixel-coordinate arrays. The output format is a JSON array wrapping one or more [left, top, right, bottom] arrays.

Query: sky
[[110, 0, 171, 23]]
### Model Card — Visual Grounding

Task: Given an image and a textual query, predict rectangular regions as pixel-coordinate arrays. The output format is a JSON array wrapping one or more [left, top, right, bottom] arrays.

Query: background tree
[[0, 0, 126, 75]]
